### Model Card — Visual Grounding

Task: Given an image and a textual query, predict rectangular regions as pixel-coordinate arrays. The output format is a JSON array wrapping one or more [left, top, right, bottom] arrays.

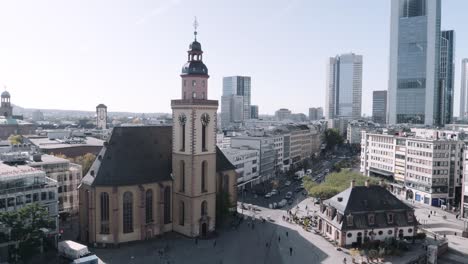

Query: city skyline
[[1, 0, 467, 116]]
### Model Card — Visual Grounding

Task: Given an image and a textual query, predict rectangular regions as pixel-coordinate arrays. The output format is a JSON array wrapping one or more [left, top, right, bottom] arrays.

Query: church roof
[[82, 126, 173, 186], [1, 91, 10, 98], [82, 126, 236, 187]]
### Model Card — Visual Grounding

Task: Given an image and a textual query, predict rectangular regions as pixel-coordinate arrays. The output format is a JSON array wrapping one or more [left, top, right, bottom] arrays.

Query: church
[[78, 26, 238, 246]]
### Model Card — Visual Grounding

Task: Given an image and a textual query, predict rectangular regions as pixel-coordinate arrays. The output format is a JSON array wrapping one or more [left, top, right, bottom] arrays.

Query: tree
[[74, 153, 96, 175], [308, 185, 340, 200], [0, 203, 55, 262], [322, 129, 344, 151], [8, 135, 22, 145]]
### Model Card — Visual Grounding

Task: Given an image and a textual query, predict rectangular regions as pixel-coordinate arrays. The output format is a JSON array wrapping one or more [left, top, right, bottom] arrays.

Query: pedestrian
[[289, 247, 293, 256], [455, 232, 457, 236], [305, 205, 308, 210], [213, 240, 217, 247], [286, 231, 289, 237], [278, 236, 281, 242], [428, 214, 431, 218], [343, 257, 347, 264]]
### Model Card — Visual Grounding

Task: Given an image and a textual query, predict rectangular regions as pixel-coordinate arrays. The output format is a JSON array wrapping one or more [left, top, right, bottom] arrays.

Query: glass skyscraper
[[388, 0, 442, 125], [439, 30, 455, 125], [221, 76, 251, 129], [325, 53, 362, 120]]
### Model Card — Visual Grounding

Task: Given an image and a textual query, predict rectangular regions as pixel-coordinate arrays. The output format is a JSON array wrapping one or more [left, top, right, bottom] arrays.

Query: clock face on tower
[[178, 113, 187, 125], [200, 113, 210, 126]]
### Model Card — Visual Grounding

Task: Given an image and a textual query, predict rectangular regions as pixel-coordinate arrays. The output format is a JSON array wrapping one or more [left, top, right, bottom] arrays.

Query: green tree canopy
[[322, 129, 344, 151], [8, 134, 22, 145], [0, 203, 55, 262], [304, 169, 381, 200]]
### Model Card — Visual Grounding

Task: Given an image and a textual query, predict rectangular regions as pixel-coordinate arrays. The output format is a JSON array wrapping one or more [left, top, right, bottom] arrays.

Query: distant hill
[[12, 105, 168, 119]]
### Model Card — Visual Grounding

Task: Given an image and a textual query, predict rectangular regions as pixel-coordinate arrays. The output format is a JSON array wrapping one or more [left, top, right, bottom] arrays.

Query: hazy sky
[[0, 0, 466, 116]]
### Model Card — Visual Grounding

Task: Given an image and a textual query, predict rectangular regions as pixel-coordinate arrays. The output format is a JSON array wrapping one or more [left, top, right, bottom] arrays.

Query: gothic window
[[201, 201, 207, 216], [200, 113, 210, 151], [123, 192, 133, 233], [100, 192, 110, 234], [180, 160, 185, 192], [163, 186, 171, 224], [179, 201, 185, 226], [145, 189, 153, 223], [178, 114, 187, 151], [201, 161, 207, 193]]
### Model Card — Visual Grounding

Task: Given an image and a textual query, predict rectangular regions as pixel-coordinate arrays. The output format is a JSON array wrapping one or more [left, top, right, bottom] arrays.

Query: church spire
[[193, 16, 198, 41]]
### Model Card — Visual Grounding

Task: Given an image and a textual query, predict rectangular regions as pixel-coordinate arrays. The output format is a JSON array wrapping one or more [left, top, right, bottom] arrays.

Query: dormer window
[[368, 214, 375, 225], [347, 214, 353, 227], [407, 211, 414, 223], [387, 213, 394, 224]]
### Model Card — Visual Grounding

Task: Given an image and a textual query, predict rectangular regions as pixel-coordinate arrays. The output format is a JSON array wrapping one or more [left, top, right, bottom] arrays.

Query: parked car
[[287, 199, 294, 205], [285, 191, 293, 200], [264, 193, 272, 198], [285, 181, 291, 186], [271, 189, 278, 195], [306, 169, 312, 175], [295, 186, 304, 192], [278, 199, 287, 208]]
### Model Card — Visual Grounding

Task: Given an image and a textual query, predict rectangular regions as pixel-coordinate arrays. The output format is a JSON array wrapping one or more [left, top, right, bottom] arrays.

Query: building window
[[407, 211, 414, 222], [41, 192, 47, 201], [368, 214, 375, 225], [145, 189, 153, 223], [201, 161, 207, 193], [123, 192, 133, 233], [181, 123, 186, 151], [201, 201, 208, 216], [48, 191, 55, 200], [180, 160, 185, 192], [164, 186, 171, 224], [387, 213, 394, 224], [16, 196, 23, 205], [378, 230, 383, 235], [100, 192, 110, 234], [347, 233, 352, 238], [201, 113, 210, 151], [179, 201, 185, 226], [347, 214, 353, 226], [192, 92, 197, 98], [388, 230, 393, 235]]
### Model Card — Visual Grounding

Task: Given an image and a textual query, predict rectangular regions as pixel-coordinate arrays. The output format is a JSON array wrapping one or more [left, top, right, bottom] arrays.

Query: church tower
[[1, 89, 13, 118], [171, 20, 218, 237]]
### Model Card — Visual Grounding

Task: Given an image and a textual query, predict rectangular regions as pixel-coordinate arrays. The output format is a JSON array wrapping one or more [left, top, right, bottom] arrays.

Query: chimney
[[379, 179, 385, 187], [365, 179, 370, 187], [350, 179, 356, 188]]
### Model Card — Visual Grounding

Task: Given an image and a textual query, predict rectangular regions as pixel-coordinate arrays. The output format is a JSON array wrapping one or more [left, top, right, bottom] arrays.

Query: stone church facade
[[78, 28, 237, 246]]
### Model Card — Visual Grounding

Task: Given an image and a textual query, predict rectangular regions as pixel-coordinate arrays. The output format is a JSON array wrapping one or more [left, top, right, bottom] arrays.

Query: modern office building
[[222, 147, 260, 188], [459, 59, 468, 120], [309, 107, 324, 121], [221, 76, 251, 128], [360, 128, 464, 207], [438, 30, 455, 125], [372, 90, 387, 124], [325, 53, 363, 120], [275, 108, 292, 121], [387, 0, 442, 125], [250, 105, 259, 119]]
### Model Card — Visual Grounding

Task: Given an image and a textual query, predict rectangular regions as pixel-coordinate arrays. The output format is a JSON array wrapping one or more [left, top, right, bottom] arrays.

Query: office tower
[[372, 91, 387, 124], [221, 95, 243, 128], [250, 105, 259, 119], [459, 59, 468, 120], [221, 76, 251, 126], [275, 108, 292, 121], [325, 53, 363, 120], [438, 30, 455, 125], [388, 0, 441, 125], [309, 107, 323, 121]]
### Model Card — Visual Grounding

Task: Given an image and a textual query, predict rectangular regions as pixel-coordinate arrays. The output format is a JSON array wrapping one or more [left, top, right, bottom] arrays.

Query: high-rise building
[[372, 90, 387, 124], [438, 30, 455, 125], [325, 53, 362, 120], [388, 0, 442, 126], [221, 76, 251, 128], [250, 105, 259, 119], [96, 104, 107, 130], [459, 59, 468, 120], [309, 107, 323, 121], [275, 108, 292, 121]]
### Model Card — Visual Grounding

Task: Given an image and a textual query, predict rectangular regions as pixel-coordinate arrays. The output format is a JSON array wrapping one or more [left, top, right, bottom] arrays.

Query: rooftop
[[26, 136, 104, 149]]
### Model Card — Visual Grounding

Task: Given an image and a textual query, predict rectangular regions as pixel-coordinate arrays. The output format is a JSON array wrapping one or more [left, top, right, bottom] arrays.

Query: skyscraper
[[250, 105, 259, 119], [221, 76, 251, 128], [388, 0, 442, 125], [459, 59, 468, 119], [438, 30, 455, 125], [372, 90, 387, 124], [309, 107, 323, 121], [325, 53, 363, 120]]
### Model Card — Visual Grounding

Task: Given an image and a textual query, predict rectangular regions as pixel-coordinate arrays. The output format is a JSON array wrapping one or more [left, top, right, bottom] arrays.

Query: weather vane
[[193, 16, 199, 40]]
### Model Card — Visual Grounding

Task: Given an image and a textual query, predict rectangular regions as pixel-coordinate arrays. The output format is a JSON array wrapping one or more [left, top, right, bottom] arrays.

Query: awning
[[369, 167, 393, 177]]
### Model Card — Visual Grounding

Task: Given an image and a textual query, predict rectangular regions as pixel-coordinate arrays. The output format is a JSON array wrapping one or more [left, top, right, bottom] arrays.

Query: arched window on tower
[[179, 201, 185, 226], [201, 161, 207, 193], [123, 192, 133, 233], [201, 201, 207, 216], [100, 192, 109, 234], [180, 160, 185, 192], [163, 186, 171, 224], [145, 189, 153, 223]]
